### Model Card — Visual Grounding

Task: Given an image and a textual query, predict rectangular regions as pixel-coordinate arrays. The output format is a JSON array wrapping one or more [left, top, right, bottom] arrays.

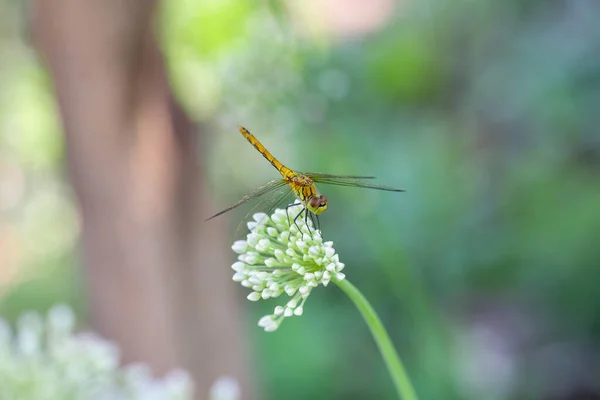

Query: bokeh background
[[1, 0, 600, 399]]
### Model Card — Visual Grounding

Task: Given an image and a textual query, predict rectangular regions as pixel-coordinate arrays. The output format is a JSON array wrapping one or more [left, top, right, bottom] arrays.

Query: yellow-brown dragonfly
[[208, 126, 403, 230]]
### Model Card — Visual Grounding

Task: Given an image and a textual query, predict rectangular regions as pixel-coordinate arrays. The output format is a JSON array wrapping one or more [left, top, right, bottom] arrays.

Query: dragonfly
[[207, 126, 404, 231]]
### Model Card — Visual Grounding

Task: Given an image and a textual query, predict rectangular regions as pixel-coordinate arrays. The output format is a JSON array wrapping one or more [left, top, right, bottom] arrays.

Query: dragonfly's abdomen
[[239, 126, 293, 178]]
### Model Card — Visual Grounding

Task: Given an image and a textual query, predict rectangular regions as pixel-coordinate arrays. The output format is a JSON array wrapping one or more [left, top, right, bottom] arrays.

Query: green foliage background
[[1, 0, 599, 399]]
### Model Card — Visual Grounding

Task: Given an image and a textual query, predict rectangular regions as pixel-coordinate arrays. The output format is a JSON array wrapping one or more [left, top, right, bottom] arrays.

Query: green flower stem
[[334, 278, 419, 400]]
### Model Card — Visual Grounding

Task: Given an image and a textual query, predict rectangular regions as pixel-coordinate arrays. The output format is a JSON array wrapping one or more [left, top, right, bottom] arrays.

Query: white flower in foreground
[[209, 376, 240, 400], [0, 304, 194, 400], [232, 205, 346, 332]]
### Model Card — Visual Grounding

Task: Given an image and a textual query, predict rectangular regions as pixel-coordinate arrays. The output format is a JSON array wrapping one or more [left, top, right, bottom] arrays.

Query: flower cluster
[[232, 205, 346, 331], [209, 376, 240, 400], [0, 304, 194, 400]]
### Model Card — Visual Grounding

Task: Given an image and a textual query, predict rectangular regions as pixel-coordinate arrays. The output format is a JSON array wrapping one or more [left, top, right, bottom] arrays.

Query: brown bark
[[31, 1, 250, 398]]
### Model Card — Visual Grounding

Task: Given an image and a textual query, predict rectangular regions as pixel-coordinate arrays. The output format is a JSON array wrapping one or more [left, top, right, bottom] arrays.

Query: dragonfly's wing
[[304, 172, 377, 179], [305, 172, 404, 192], [206, 179, 288, 220], [233, 184, 298, 238]]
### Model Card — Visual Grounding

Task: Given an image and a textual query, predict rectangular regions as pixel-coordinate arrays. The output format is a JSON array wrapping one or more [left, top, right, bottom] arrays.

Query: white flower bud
[[232, 272, 246, 282], [256, 239, 271, 252], [279, 231, 290, 242], [231, 262, 246, 272], [247, 292, 261, 301], [274, 249, 285, 261], [248, 277, 261, 285], [246, 233, 260, 247], [271, 213, 285, 224], [258, 315, 274, 327], [231, 240, 248, 254], [265, 258, 277, 267], [253, 213, 268, 222], [241, 280, 251, 288], [285, 285, 296, 296], [256, 271, 268, 280], [287, 299, 298, 308]]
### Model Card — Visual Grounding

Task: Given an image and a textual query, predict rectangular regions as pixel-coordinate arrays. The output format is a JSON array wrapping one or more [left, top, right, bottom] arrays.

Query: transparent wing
[[206, 179, 288, 220], [305, 172, 404, 192], [305, 172, 377, 179], [242, 184, 298, 219], [233, 184, 299, 238]]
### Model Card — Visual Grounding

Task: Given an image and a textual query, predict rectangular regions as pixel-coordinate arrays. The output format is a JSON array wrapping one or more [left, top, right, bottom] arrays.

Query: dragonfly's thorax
[[287, 175, 328, 215], [288, 174, 313, 186], [288, 175, 315, 202]]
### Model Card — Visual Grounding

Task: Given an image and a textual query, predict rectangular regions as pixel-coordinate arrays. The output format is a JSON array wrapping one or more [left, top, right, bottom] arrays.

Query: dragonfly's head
[[307, 194, 328, 215]]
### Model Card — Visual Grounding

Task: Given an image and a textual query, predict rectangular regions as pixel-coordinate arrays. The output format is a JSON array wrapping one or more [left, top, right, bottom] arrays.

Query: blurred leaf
[[367, 32, 445, 104]]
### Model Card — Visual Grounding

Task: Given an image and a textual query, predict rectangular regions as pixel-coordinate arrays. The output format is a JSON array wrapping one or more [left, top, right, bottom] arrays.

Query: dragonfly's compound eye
[[308, 196, 321, 209], [308, 195, 328, 214], [318, 194, 328, 207]]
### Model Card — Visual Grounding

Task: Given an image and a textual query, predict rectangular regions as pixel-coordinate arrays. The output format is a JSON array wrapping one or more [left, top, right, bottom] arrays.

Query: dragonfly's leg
[[292, 207, 305, 232], [285, 204, 292, 225], [315, 214, 321, 231], [304, 210, 312, 234], [308, 212, 315, 229], [285, 202, 302, 226]]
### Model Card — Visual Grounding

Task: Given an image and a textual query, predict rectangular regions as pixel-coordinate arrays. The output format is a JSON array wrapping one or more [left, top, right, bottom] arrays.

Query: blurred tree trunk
[[31, 1, 250, 398]]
